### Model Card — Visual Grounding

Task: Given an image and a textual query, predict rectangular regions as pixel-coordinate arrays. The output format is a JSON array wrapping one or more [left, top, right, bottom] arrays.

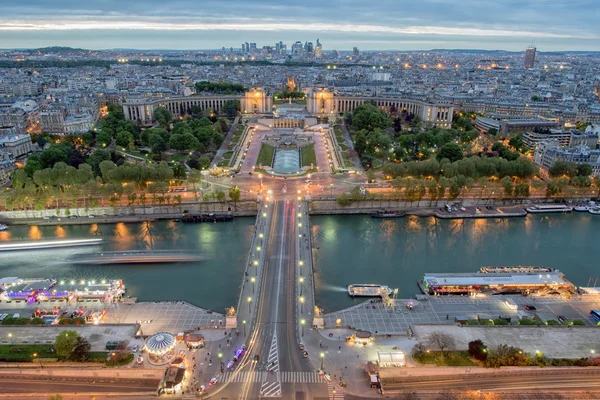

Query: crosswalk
[[261, 335, 281, 397], [328, 383, 345, 399], [219, 371, 323, 383]]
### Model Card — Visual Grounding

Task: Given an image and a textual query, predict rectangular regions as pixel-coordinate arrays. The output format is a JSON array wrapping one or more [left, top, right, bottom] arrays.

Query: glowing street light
[[218, 352, 223, 372], [300, 319, 306, 337], [320, 352, 325, 369], [243, 320, 247, 337], [251, 277, 256, 293], [299, 260, 304, 267], [247, 297, 253, 314], [299, 277, 305, 295], [300, 296, 305, 313]]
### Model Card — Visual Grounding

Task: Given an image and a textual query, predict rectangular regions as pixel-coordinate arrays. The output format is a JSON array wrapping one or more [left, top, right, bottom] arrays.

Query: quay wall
[[308, 197, 588, 215], [0, 200, 259, 224]]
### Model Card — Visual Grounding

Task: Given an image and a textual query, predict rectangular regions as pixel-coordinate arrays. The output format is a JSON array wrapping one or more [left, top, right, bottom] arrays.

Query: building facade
[[122, 88, 273, 124], [534, 140, 600, 176], [306, 88, 454, 128], [0, 134, 34, 158], [524, 46, 536, 69]]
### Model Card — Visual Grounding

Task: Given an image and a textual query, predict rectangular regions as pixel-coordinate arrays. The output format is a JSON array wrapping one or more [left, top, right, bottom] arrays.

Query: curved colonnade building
[[122, 87, 453, 128]]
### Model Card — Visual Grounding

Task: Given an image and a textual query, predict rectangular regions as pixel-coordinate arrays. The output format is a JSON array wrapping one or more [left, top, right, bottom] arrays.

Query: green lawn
[[257, 144, 275, 167], [0, 344, 55, 361], [170, 153, 191, 163], [341, 152, 354, 168], [413, 350, 476, 367], [301, 144, 317, 167]]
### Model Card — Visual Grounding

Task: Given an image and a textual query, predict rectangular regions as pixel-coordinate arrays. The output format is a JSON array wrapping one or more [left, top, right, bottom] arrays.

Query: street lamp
[[251, 277, 256, 293], [247, 297, 252, 314], [320, 352, 325, 370], [300, 296, 305, 313], [299, 277, 305, 295], [300, 319, 306, 337], [243, 320, 247, 337], [8, 333, 12, 344], [218, 353, 223, 373]]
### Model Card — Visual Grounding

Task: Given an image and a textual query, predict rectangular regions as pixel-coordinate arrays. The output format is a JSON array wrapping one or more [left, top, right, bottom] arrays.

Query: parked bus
[[169, 186, 187, 193]]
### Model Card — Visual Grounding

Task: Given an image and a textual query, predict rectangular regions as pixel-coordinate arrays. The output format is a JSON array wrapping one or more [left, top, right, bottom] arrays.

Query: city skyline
[[1, 0, 599, 51]]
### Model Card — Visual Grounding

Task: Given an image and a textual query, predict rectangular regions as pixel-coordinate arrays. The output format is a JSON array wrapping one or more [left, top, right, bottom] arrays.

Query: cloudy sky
[[1, 0, 598, 51]]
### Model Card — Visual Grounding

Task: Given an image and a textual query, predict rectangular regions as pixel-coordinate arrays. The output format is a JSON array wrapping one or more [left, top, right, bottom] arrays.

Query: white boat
[[589, 208, 600, 215], [575, 201, 596, 212], [525, 204, 573, 213], [347, 284, 392, 297], [0, 224, 7, 231]]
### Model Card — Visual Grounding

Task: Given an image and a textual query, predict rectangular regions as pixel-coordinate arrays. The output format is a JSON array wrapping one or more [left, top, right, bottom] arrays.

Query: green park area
[[257, 144, 275, 167], [333, 126, 354, 168], [301, 144, 317, 167]]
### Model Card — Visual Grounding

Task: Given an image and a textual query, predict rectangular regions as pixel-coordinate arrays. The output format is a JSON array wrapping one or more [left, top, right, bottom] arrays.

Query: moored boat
[[371, 210, 405, 218], [525, 204, 573, 213], [589, 208, 600, 215], [347, 284, 392, 297], [0, 224, 7, 231]]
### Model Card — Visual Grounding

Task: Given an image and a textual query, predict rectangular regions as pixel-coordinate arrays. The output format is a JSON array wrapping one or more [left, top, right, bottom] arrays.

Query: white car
[[132, 344, 139, 353]]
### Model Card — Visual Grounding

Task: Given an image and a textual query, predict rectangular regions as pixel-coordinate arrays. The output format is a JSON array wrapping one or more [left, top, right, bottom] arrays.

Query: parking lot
[[103, 301, 225, 336], [323, 294, 600, 336]]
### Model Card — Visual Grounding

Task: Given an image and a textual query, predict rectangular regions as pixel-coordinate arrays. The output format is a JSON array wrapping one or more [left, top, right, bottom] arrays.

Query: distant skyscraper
[[353, 47, 360, 57], [292, 41, 303, 54], [315, 38, 323, 58], [524, 46, 536, 69]]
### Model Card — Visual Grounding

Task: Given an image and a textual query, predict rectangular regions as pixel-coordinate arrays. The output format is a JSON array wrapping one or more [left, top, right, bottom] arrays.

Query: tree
[[398, 392, 419, 400], [154, 107, 172, 126], [438, 143, 463, 163], [172, 163, 187, 179], [351, 104, 390, 131], [215, 190, 226, 202], [96, 131, 112, 147], [548, 161, 576, 178], [70, 335, 91, 361], [468, 339, 488, 361], [54, 330, 77, 359], [426, 331, 456, 356], [487, 127, 498, 136], [576, 163, 593, 177], [169, 133, 200, 151], [229, 186, 241, 208], [188, 168, 202, 198], [81, 131, 94, 146], [115, 131, 134, 148], [222, 100, 240, 118]]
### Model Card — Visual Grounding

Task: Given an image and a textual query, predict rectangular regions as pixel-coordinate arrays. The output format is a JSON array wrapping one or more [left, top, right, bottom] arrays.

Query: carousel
[[145, 332, 177, 365]]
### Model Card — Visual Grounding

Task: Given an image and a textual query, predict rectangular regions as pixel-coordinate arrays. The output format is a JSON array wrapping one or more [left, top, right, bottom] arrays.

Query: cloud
[[0, 0, 598, 50]]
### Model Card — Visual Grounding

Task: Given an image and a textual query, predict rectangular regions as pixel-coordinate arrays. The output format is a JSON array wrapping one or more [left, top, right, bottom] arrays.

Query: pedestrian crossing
[[219, 370, 324, 383], [261, 335, 282, 397], [328, 383, 344, 399]]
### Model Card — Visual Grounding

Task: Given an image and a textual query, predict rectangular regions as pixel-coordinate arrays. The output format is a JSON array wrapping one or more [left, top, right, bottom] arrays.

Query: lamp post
[[320, 352, 325, 370], [218, 353, 223, 373], [251, 277, 256, 293], [247, 297, 252, 314], [8, 333, 12, 344], [300, 319, 305, 337], [243, 320, 247, 337], [300, 296, 305, 313], [299, 277, 304, 295], [32, 352, 42, 369]]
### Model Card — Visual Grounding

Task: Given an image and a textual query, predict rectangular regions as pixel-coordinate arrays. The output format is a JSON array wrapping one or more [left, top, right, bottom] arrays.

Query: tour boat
[[371, 210, 405, 218], [0, 224, 7, 231], [347, 284, 392, 297], [69, 250, 208, 265], [525, 204, 573, 213], [589, 208, 600, 215], [575, 202, 596, 212]]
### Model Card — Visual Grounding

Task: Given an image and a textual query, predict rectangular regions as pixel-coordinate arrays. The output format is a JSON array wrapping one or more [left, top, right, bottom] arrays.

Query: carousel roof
[[146, 332, 175, 353]]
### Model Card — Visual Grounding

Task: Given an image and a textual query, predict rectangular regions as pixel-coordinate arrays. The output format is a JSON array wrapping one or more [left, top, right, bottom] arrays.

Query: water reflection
[[28, 226, 42, 240], [312, 213, 600, 311]]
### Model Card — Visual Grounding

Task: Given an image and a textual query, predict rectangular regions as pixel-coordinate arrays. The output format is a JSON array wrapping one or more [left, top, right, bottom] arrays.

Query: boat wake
[[320, 284, 347, 292]]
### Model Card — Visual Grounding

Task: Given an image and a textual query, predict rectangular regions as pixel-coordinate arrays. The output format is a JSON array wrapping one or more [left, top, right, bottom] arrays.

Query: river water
[[311, 213, 600, 312], [0, 219, 255, 312], [2, 214, 598, 315]]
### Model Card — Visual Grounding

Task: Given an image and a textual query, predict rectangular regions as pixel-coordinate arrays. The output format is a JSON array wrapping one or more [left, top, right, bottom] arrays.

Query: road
[[383, 372, 600, 392], [0, 377, 158, 394], [214, 200, 325, 399]]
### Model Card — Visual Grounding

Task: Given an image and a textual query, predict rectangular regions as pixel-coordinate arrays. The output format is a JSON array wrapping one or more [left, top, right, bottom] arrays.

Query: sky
[[1, 0, 599, 51]]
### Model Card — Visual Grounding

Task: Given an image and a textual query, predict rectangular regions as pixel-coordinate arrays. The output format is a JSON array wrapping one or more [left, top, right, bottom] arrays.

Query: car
[[69, 215, 78, 219], [226, 360, 235, 369], [298, 344, 305, 350], [88, 215, 95, 219], [525, 305, 537, 311], [557, 315, 567, 323], [253, 354, 260, 363], [132, 344, 139, 353], [302, 351, 308, 358], [209, 377, 218, 386], [43, 216, 50, 220]]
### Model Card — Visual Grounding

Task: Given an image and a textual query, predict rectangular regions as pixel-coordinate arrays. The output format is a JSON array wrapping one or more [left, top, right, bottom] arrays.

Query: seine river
[[1, 213, 598, 314], [0, 219, 255, 312], [311, 213, 600, 311]]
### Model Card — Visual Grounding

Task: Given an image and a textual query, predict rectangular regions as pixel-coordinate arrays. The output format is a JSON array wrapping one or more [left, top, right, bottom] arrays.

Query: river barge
[[371, 210, 406, 218], [69, 250, 208, 265], [525, 204, 573, 214], [182, 213, 234, 223], [419, 269, 575, 296], [348, 284, 393, 297]]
